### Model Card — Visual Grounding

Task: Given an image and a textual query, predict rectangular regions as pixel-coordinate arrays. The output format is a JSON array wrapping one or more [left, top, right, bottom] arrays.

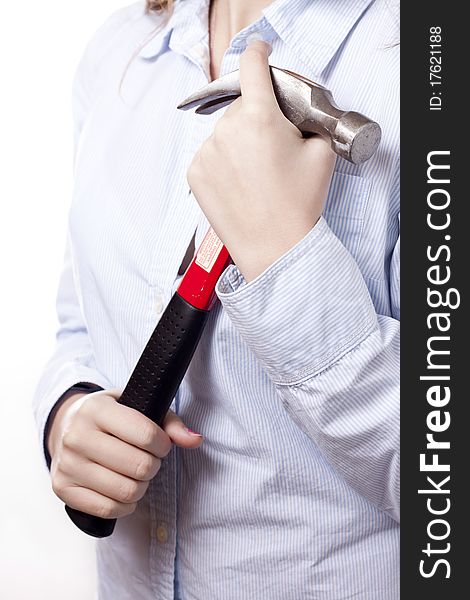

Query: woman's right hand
[[47, 389, 203, 519]]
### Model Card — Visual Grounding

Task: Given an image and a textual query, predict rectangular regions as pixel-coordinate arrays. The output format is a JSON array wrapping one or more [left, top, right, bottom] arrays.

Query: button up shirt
[[33, 0, 400, 598]]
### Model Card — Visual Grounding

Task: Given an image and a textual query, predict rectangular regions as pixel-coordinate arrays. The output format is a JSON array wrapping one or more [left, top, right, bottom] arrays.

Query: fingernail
[[185, 427, 203, 437], [246, 32, 264, 45], [245, 33, 272, 55]]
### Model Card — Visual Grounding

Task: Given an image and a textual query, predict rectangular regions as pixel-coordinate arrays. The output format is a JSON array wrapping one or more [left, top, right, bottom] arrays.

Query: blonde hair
[[146, 0, 174, 12]]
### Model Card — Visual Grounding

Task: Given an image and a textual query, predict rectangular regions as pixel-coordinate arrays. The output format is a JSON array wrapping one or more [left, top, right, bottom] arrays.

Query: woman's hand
[[47, 390, 203, 519], [187, 40, 336, 282]]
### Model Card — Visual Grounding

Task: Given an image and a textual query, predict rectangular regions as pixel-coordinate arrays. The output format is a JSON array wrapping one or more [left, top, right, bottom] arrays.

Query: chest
[[69, 39, 398, 366]]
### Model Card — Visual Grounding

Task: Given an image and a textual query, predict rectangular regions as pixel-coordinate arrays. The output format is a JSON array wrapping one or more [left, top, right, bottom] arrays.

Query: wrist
[[230, 217, 319, 282]]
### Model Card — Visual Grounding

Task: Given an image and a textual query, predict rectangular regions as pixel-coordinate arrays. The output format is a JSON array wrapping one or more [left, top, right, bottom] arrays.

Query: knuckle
[[117, 479, 140, 504], [76, 395, 95, 417], [134, 454, 154, 480], [61, 430, 80, 451], [78, 392, 110, 420], [96, 499, 117, 520], [55, 450, 72, 475], [186, 165, 197, 187], [187, 157, 202, 187], [51, 475, 66, 499], [138, 422, 158, 449]]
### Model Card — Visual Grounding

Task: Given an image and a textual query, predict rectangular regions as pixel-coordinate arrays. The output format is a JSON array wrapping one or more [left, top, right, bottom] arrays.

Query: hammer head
[[329, 111, 382, 165], [177, 66, 381, 165]]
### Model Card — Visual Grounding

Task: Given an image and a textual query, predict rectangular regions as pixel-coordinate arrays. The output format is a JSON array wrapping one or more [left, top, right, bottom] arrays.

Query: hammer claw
[[194, 95, 241, 115], [177, 70, 241, 112]]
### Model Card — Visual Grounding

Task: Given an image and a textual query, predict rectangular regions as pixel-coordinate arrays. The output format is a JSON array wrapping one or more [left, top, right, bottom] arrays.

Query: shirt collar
[[138, 0, 210, 60], [263, 0, 375, 74], [138, 0, 374, 76]]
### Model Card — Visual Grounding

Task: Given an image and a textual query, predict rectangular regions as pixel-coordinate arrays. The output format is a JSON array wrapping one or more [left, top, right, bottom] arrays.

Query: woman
[[34, 0, 400, 598]]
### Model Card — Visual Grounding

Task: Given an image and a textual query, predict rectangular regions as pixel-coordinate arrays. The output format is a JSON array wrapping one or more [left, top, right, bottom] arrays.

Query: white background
[[0, 2, 133, 598]]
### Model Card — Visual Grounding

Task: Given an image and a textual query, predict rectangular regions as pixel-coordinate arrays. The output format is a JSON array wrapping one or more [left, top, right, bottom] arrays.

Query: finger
[[92, 396, 172, 458], [69, 458, 149, 505], [81, 430, 162, 481], [220, 96, 242, 118], [60, 485, 137, 519], [304, 134, 337, 173], [212, 98, 242, 143], [162, 410, 204, 449], [239, 40, 276, 110], [304, 132, 334, 153]]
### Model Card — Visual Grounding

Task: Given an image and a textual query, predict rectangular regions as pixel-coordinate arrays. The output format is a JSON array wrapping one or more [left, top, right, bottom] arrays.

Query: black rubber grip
[[65, 292, 209, 538]]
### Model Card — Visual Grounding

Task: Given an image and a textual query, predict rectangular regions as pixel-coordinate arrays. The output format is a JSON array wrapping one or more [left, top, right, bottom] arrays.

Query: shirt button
[[155, 294, 164, 315], [156, 524, 168, 543]]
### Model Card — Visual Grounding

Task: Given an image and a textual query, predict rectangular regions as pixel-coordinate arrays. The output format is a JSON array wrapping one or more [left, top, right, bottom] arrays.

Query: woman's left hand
[[187, 40, 336, 282]]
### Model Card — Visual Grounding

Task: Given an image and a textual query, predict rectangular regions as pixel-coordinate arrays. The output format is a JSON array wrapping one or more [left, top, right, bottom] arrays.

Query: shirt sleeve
[[32, 235, 113, 467], [31, 14, 123, 467], [216, 216, 400, 522]]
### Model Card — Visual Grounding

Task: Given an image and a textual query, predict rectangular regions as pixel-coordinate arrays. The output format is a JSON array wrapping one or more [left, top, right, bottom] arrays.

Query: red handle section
[[177, 228, 231, 310]]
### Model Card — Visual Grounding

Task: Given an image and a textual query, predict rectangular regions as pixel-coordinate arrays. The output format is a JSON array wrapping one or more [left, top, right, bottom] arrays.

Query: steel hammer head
[[177, 66, 381, 165]]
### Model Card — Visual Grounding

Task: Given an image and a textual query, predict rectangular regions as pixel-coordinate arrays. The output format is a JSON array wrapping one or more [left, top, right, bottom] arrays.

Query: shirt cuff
[[215, 217, 379, 385]]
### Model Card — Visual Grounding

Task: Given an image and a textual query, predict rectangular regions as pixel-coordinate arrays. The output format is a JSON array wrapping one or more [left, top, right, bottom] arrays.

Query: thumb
[[239, 39, 276, 110], [162, 409, 204, 448]]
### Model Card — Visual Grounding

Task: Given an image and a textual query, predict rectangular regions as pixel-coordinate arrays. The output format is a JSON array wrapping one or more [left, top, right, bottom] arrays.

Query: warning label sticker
[[195, 228, 224, 273]]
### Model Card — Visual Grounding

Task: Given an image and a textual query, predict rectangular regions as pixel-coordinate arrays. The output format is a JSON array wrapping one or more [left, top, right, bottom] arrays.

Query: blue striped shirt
[[33, 0, 400, 598]]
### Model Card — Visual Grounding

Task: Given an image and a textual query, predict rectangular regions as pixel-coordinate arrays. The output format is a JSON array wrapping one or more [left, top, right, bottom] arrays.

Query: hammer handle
[[65, 292, 210, 537], [64, 228, 230, 538]]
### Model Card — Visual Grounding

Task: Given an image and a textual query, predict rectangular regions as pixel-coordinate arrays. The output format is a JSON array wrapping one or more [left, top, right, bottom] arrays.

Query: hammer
[[64, 66, 381, 538], [177, 66, 381, 164]]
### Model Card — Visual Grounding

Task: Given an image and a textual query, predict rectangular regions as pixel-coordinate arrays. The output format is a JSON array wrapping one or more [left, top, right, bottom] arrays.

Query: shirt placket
[[148, 37, 222, 600], [148, 445, 177, 598], [150, 17, 277, 598], [174, 32, 273, 600]]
